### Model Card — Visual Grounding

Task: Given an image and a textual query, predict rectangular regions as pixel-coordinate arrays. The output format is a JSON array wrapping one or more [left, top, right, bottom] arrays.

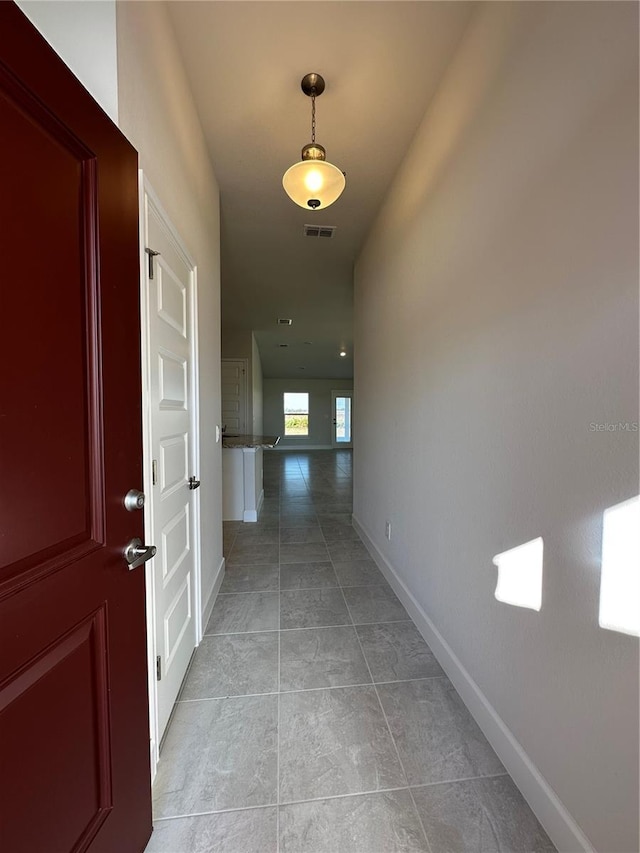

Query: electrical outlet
[[385, 521, 392, 541]]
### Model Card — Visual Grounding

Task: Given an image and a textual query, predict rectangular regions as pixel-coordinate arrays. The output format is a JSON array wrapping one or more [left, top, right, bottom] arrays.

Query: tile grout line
[[279, 783, 419, 808], [410, 771, 510, 790], [280, 582, 390, 593], [204, 618, 412, 639], [322, 576, 432, 853], [176, 674, 451, 705], [154, 802, 278, 823], [154, 770, 511, 825], [330, 505, 433, 850], [347, 589, 434, 853]]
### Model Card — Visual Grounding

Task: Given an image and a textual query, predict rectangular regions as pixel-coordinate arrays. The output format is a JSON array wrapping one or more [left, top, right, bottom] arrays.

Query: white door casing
[[221, 358, 247, 435], [140, 179, 201, 767]]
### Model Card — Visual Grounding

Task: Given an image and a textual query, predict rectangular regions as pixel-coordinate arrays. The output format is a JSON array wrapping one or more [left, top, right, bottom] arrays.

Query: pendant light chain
[[311, 93, 316, 145]]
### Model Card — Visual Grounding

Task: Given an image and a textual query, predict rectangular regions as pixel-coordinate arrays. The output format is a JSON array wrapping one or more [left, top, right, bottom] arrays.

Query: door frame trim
[[138, 173, 202, 777]]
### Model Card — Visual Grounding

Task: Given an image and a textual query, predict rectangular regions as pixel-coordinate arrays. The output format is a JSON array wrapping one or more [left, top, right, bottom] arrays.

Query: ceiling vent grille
[[277, 318, 293, 325], [303, 224, 336, 239]]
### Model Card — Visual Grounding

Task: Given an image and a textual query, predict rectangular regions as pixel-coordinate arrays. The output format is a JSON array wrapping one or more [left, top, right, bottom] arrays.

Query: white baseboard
[[243, 489, 264, 522], [201, 556, 225, 637], [352, 514, 595, 853]]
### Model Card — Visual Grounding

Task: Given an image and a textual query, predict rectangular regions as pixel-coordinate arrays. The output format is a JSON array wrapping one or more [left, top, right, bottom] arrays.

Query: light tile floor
[[146, 450, 555, 853]]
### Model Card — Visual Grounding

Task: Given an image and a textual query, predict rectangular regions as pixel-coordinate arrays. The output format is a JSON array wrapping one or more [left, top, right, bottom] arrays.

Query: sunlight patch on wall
[[493, 537, 544, 611], [599, 496, 639, 637]]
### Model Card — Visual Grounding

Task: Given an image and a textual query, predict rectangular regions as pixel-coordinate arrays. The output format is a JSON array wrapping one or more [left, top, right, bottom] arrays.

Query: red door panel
[[0, 5, 152, 852], [1, 50, 99, 573], [1, 609, 112, 851]]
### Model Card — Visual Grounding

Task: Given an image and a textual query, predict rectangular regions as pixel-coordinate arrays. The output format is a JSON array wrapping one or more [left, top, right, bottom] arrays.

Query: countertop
[[222, 434, 280, 449]]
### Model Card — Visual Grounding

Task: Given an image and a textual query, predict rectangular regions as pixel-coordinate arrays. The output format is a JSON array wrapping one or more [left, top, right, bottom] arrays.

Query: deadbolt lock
[[124, 489, 145, 512]]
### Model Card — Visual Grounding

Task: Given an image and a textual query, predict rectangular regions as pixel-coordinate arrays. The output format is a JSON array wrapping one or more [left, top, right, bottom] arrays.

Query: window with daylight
[[284, 392, 309, 437]]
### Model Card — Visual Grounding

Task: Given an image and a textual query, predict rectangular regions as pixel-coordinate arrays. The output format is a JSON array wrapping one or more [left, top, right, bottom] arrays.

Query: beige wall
[[116, 2, 222, 614], [17, 0, 119, 122], [222, 329, 253, 360], [354, 4, 638, 853], [264, 378, 353, 449]]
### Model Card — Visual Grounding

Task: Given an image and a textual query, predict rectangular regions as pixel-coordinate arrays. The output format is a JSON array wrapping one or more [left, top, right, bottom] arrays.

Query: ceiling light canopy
[[283, 73, 345, 211]]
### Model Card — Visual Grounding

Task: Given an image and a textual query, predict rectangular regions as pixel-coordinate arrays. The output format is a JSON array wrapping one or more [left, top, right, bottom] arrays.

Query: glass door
[[331, 391, 353, 448]]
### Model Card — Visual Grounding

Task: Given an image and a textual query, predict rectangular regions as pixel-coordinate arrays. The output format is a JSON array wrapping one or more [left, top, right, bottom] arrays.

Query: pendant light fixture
[[282, 73, 346, 211]]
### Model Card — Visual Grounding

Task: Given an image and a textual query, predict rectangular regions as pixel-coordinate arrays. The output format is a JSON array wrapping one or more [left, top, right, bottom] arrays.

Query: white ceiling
[[167, 1, 475, 378]]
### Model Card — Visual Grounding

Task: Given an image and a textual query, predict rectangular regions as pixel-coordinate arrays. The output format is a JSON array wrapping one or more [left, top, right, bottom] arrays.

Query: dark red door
[[0, 5, 152, 852]]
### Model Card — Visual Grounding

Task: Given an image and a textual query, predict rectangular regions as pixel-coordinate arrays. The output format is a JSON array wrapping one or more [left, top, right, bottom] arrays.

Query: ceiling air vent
[[303, 224, 336, 239], [277, 318, 293, 325]]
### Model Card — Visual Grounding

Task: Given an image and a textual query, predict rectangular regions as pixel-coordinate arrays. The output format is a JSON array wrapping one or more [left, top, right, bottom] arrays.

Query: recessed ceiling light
[[277, 318, 293, 325], [339, 349, 347, 357]]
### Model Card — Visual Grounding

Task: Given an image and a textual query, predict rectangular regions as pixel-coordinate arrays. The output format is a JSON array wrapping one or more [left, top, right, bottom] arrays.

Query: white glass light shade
[[282, 160, 345, 210]]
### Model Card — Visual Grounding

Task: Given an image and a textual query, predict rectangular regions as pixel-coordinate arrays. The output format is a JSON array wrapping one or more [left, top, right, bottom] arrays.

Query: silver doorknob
[[124, 537, 156, 570], [188, 476, 201, 490], [124, 489, 145, 511]]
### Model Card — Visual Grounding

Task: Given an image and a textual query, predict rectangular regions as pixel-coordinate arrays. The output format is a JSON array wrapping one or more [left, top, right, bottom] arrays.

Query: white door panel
[[221, 359, 247, 434], [144, 191, 200, 744]]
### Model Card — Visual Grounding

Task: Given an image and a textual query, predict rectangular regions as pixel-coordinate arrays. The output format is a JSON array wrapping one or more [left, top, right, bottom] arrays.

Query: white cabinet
[[222, 446, 264, 522]]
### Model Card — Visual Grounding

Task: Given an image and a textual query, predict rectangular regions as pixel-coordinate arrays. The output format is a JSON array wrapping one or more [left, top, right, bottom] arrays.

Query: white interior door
[[221, 359, 247, 434], [331, 390, 354, 448], [142, 186, 200, 746]]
